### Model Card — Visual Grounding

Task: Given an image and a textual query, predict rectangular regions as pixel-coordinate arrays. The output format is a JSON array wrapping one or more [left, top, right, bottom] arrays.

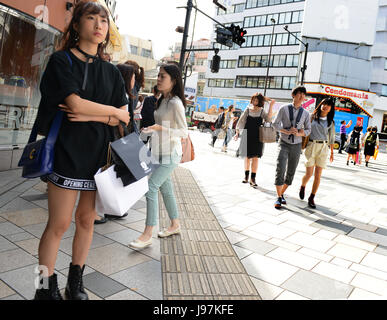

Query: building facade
[[118, 34, 158, 70], [204, 0, 305, 102], [203, 0, 386, 131], [168, 38, 211, 96], [0, 0, 122, 171], [369, 0, 387, 132]]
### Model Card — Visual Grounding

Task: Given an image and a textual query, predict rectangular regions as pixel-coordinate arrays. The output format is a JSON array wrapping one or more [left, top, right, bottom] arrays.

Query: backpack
[[214, 112, 224, 129], [366, 132, 377, 144], [349, 131, 360, 149]]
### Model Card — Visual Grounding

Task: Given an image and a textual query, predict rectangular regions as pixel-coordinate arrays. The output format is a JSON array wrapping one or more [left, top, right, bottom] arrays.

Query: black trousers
[[339, 133, 346, 152]]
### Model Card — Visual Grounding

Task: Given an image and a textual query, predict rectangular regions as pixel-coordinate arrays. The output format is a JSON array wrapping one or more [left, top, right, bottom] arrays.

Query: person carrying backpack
[[345, 125, 363, 166], [209, 106, 225, 147], [363, 126, 379, 167], [272, 86, 311, 209]]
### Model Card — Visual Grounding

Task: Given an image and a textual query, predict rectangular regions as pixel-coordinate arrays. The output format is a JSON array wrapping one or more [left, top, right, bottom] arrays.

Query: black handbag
[[18, 111, 64, 178], [110, 122, 159, 186]]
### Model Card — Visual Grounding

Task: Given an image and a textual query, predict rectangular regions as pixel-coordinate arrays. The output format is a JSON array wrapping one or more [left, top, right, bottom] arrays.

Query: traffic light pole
[[178, 1, 229, 75], [178, 0, 193, 72], [264, 18, 276, 96]]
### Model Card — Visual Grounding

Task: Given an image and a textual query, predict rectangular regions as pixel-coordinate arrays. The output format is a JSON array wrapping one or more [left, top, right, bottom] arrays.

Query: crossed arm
[[59, 94, 130, 126]]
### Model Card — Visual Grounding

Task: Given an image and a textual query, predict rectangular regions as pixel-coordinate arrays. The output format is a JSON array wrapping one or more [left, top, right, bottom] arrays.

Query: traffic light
[[215, 27, 233, 48], [211, 53, 221, 73], [228, 24, 247, 46]]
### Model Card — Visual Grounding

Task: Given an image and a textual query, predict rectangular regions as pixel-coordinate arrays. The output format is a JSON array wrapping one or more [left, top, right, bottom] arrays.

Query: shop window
[[0, 5, 60, 147]]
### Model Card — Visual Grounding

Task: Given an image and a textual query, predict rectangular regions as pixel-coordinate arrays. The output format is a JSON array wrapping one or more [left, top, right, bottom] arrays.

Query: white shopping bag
[[94, 165, 148, 217]]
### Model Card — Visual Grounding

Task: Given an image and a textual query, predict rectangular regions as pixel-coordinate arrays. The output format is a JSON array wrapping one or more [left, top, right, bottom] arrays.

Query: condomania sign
[[304, 83, 376, 117]]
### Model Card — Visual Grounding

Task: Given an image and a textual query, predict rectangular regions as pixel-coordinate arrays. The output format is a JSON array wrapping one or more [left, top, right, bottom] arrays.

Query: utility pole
[[264, 18, 276, 96], [284, 25, 308, 86]]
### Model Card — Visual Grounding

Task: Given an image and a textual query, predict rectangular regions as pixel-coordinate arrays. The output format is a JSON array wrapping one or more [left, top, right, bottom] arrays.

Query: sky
[[115, 0, 221, 60]]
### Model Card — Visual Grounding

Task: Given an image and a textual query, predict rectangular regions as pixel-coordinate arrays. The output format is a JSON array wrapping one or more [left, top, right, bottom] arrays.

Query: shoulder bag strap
[[288, 104, 294, 127]]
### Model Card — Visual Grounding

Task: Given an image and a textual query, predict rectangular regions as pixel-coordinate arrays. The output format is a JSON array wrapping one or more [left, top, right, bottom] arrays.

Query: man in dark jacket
[[209, 106, 225, 147], [140, 85, 160, 143]]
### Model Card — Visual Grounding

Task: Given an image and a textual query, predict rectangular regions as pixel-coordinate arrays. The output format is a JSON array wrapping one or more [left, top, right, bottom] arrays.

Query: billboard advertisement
[[302, 0, 379, 45], [334, 111, 369, 134]]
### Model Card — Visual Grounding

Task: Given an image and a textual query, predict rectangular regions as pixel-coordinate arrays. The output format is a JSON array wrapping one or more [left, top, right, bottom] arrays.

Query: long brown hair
[[59, 1, 111, 61], [124, 60, 145, 88], [116, 64, 135, 99]]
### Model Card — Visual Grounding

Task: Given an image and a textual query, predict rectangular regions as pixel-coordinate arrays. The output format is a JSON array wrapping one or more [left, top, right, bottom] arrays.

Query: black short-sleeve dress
[[36, 50, 128, 191]]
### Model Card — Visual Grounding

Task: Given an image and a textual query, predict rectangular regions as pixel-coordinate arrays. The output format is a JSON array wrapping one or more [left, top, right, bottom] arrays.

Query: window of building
[[246, 0, 305, 9], [208, 79, 234, 88], [243, 10, 303, 28], [130, 45, 138, 55], [0, 4, 61, 148], [141, 48, 152, 58], [234, 3, 245, 13], [235, 75, 296, 89], [238, 54, 298, 68], [219, 60, 237, 69], [385, 59, 387, 70], [382, 85, 387, 96]]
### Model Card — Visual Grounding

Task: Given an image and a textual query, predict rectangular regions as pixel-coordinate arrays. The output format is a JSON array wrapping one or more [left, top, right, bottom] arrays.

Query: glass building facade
[[0, 4, 60, 162]]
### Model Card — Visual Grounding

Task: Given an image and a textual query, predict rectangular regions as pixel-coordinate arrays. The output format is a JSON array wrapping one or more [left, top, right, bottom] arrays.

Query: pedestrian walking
[[140, 85, 160, 144], [299, 98, 335, 209], [34, 1, 130, 300], [345, 125, 364, 166], [124, 60, 145, 133], [209, 106, 225, 147], [364, 126, 379, 167], [234, 93, 275, 188], [129, 64, 188, 249], [338, 119, 352, 154], [221, 105, 237, 153], [272, 86, 311, 209]]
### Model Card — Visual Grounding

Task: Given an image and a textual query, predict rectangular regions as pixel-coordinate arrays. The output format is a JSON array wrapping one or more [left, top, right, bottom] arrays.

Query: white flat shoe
[[158, 227, 181, 238], [128, 238, 152, 249]]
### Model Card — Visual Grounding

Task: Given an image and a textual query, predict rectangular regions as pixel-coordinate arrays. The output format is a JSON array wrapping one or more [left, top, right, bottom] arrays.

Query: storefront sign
[[305, 83, 376, 116]]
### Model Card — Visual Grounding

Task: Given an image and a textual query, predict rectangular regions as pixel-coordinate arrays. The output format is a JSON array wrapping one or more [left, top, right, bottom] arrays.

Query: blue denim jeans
[[223, 128, 233, 147], [146, 150, 181, 226]]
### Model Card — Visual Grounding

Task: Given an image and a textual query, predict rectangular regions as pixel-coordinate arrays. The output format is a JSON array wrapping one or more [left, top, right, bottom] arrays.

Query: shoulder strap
[[64, 51, 73, 67], [288, 104, 294, 125], [295, 107, 303, 126]]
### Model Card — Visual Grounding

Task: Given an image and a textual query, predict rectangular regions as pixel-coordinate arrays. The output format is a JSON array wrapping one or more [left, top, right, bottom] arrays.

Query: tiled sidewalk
[[0, 169, 162, 300], [180, 130, 387, 300], [0, 166, 260, 300]]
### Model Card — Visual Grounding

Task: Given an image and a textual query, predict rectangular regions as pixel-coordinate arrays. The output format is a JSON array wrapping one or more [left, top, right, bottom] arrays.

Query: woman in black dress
[[235, 93, 274, 188], [34, 2, 129, 300]]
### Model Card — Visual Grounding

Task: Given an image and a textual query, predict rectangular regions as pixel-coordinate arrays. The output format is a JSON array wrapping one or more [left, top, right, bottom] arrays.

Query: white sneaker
[[128, 238, 152, 249], [158, 227, 181, 238]]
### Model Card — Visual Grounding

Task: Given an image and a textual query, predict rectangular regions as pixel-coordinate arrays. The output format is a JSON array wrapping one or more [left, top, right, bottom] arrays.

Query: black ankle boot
[[242, 170, 250, 183], [65, 263, 89, 300], [34, 273, 63, 300], [308, 194, 316, 209]]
